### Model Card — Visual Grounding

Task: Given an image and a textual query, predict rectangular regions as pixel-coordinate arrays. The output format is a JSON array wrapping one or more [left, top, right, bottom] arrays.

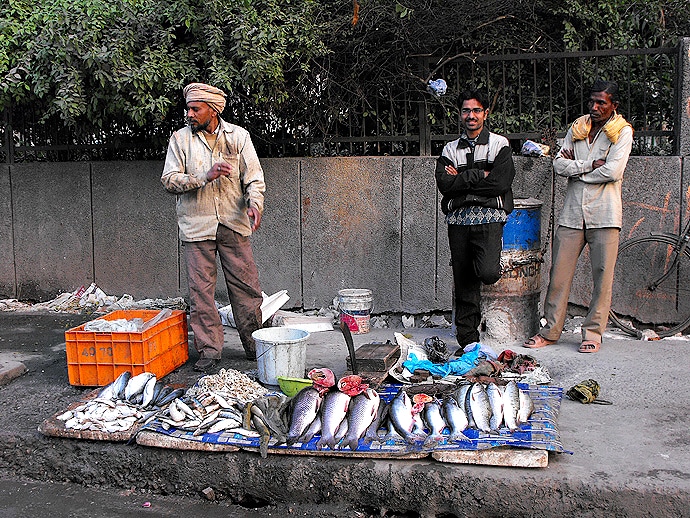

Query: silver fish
[[422, 400, 447, 447], [140, 375, 158, 408], [125, 372, 155, 401], [97, 383, 115, 400], [111, 371, 132, 400], [388, 389, 425, 444], [286, 387, 322, 445], [362, 399, 387, 446], [316, 390, 350, 450], [518, 388, 534, 424], [442, 395, 469, 442], [297, 415, 321, 444], [455, 384, 474, 429], [468, 383, 492, 433], [503, 380, 521, 432], [486, 383, 505, 432], [342, 388, 380, 451]]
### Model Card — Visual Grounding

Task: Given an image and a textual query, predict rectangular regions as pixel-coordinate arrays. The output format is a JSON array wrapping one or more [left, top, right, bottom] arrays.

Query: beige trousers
[[540, 225, 620, 343]]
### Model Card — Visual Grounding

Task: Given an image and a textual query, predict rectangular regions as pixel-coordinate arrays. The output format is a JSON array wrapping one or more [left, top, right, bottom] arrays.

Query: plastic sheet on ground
[[138, 382, 570, 456]]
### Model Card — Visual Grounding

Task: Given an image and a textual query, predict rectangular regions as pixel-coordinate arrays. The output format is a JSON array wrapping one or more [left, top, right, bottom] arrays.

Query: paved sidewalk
[[0, 310, 689, 517]]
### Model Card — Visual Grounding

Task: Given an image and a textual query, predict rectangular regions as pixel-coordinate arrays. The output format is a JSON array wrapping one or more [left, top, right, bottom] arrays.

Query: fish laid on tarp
[[422, 399, 447, 448], [467, 383, 492, 433], [518, 386, 535, 424], [387, 388, 426, 444], [441, 395, 469, 442], [503, 380, 521, 432], [486, 382, 505, 432], [316, 389, 351, 450], [286, 387, 322, 445], [341, 388, 380, 451]]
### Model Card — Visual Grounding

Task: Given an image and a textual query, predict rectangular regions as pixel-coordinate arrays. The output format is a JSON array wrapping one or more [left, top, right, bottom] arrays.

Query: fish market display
[[57, 371, 181, 432], [155, 369, 269, 438], [140, 367, 537, 457]]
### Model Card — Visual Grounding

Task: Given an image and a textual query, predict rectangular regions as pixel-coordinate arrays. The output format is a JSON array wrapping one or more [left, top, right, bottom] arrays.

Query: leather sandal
[[578, 340, 601, 353], [523, 334, 557, 349]]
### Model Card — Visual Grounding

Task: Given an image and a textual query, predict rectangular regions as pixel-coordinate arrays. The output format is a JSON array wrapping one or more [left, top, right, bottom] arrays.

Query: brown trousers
[[183, 225, 263, 359], [540, 225, 620, 343]]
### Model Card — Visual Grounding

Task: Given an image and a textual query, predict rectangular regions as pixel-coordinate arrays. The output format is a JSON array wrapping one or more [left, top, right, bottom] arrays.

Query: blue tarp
[[140, 382, 571, 455]]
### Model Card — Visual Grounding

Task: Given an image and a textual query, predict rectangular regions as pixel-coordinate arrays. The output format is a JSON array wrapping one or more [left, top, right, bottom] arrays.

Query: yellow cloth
[[570, 113, 633, 144], [183, 83, 227, 114]]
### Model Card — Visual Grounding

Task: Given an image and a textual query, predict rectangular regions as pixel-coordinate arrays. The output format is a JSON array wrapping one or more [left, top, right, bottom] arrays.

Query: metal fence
[[0, 44, 680, 162]]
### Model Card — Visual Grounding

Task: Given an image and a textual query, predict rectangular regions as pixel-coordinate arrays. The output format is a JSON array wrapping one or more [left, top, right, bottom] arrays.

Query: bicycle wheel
[[609, 235, 690, 338]]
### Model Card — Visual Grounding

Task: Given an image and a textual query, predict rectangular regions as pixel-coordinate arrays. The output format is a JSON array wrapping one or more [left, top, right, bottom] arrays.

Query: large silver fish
[[503, 380, 521, 432], [422, 400, 447, 447], [111, 371, 132, 400], [454, 384, 474, 429], [342, 388, 380, 451], [468, 383, 492, 433], [388, 388, 425, 444], [518, 387, 534, 424], [361, 399, 387, 446], [316, 389, 351, 450], [286, 387, 322, 445], [140, 375, 159, 408], [486, 382, 505, 432], [125, 372, 155, 401], [442, 395, 469, 442]]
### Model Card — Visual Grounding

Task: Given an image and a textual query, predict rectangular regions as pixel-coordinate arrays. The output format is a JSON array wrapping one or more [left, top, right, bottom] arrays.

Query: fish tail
[[449, 432, 470, 443]]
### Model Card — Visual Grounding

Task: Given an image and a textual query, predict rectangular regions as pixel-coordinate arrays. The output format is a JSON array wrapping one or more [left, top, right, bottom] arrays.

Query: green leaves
[[1, 0, 328, 131]]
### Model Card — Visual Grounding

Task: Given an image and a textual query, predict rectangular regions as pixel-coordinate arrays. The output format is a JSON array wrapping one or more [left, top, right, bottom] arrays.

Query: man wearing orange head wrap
[[162, 82, 266, 371]]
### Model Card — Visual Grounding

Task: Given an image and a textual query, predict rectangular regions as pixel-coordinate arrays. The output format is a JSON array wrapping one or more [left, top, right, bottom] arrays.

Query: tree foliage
[[1, 0, 327, 129], [1, 0, 689, 155]]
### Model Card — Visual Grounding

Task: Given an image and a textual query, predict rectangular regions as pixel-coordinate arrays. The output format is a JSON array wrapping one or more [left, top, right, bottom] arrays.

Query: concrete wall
[[0, 156, 685, 317]]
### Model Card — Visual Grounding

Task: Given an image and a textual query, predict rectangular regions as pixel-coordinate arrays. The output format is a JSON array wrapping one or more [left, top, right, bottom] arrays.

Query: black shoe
[[193, 357, 219, 372]]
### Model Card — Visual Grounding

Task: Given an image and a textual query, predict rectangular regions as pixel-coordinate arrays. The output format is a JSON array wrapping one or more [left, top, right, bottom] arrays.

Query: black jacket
[[435, 127, 515, 215]]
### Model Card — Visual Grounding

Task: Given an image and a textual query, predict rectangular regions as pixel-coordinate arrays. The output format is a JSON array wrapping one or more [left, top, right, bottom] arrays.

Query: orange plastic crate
[[65, 309, 189, 387]]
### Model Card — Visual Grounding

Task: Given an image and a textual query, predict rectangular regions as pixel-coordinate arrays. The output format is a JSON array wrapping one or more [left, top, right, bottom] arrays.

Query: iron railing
[[0, 44, 680, 162]]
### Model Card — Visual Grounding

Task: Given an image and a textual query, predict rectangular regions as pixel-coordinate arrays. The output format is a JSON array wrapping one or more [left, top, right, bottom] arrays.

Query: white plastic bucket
[[338, 288, 373, 334], [252, 327, 310, 386]]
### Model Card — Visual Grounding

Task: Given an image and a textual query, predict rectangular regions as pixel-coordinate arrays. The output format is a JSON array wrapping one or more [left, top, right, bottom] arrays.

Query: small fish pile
[[57, 371, 182, 432], [154, 369, 267, 437], [157, 390, 252, 436], [186, 368, 268, 403], [384, 380, 534, 447]]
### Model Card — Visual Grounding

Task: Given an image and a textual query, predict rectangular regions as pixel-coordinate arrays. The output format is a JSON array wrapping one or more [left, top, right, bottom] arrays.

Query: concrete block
[[401, 157, 439, 312], [92, 161, 179, 299], [0, 165, 14, 298], [300, 157, 402, 312], [252, 158, 302, 308], [12, 163, 93, 301], [435, 199, 453, 310]]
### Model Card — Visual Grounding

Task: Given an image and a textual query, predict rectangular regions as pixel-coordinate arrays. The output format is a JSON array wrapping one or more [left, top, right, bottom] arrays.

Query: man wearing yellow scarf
[[524, 80, 633, 354]]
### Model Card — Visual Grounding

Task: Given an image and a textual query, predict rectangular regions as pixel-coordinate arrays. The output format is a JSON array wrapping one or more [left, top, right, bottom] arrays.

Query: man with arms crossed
[[436, 89, 515, 355], [524, 80, 633, 353]]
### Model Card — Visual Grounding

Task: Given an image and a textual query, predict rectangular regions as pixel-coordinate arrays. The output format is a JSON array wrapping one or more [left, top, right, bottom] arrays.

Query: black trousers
[[448, 222, 504, 346]]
